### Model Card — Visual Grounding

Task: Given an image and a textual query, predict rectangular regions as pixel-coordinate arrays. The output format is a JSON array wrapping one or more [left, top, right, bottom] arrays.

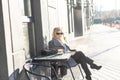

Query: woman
[[49, 27, 102, 80]]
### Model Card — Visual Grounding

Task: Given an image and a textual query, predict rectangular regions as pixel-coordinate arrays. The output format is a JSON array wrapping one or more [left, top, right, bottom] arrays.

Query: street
[[63, 24, 120, 80]]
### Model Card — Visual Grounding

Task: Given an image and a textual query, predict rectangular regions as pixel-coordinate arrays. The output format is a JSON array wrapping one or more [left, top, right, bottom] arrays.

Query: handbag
[[41, 49, 58, 56]]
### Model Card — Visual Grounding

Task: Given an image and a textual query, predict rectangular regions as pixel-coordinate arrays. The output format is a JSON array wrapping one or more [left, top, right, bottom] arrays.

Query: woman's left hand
[[70, 51, 76, 55]]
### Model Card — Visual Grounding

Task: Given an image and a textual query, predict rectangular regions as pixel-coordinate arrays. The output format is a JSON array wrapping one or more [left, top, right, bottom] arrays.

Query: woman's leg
[[60, 65, 67, 77], [74, 51, 102, 70], [86, 57, 102, 70], [71, 51, 92, 79], [73, 51, 102, 70], [86, 57, 94, 64]]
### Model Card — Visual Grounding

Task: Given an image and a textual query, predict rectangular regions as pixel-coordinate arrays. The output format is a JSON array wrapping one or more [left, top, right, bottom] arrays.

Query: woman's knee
[[76, 51, 86, 57], [76, 51, 83, 53]]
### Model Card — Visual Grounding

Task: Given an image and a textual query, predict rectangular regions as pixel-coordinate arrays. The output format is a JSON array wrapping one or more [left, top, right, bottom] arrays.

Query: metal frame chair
[[23, 62, 51, 80], [23, 61, 62, 80], [51, 58, 84, 80]]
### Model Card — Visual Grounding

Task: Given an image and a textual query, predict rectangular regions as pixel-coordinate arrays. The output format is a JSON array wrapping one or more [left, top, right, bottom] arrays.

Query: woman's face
[[54, 30, 63, 40]]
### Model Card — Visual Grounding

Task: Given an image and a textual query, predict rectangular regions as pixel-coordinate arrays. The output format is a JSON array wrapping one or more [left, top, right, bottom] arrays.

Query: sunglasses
[[56, 32, 63, 35]]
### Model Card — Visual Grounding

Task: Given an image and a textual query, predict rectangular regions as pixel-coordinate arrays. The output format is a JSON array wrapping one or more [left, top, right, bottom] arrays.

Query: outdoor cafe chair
[[52, 58, 84, 80], [23, 60, 63, 80], [23, 62, 51, 80]]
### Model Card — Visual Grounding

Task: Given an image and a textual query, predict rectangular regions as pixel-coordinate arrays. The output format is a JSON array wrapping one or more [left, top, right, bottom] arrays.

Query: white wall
[[57, 0, 69, 36]]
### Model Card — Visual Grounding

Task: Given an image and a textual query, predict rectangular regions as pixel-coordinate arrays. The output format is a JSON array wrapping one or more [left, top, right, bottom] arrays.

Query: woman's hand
[[70, 49, 76, 52], [70, 51, 76, 55]]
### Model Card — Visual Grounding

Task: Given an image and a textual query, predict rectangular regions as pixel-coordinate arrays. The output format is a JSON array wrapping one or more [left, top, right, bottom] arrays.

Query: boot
[[90, 64, 102, 70], [86, 75, 92, 80]]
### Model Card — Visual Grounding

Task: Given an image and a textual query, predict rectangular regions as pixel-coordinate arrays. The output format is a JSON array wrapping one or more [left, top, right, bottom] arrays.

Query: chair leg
[[66, 62, 75, 80], [77, 64, 84, 79], [24, 69, 31, 80]]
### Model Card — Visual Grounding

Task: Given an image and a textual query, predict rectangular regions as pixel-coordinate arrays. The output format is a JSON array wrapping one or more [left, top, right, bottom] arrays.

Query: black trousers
[[71, 51, 93, 76]]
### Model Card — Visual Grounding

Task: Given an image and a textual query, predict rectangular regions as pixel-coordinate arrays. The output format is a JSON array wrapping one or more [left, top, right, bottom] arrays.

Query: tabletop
[[33, 53, 72, 61]]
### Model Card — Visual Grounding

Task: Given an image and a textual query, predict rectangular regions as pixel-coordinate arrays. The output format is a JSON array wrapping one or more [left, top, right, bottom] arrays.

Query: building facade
[[0, 0, 93, 79]]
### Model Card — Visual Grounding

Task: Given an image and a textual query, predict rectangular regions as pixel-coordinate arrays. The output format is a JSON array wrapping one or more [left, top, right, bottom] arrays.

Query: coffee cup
[[57, 49, 63, 54]]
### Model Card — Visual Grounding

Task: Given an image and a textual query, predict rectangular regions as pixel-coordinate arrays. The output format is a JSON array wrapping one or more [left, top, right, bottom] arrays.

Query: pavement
[[62, 24, 120, 80]]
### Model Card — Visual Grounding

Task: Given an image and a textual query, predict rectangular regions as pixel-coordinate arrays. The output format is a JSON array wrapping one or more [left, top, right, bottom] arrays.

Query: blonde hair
[[52, 27, 67, 43], [52, 27, 63, 38]]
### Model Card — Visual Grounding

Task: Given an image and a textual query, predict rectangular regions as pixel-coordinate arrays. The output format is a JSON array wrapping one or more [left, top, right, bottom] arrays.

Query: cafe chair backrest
[[23, 62, 51, 80]]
